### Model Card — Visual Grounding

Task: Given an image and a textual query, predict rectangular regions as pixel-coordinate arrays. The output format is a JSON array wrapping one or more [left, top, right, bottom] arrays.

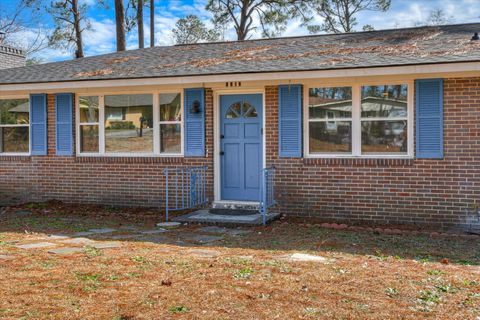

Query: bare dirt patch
[[0, 202, 479, 319]]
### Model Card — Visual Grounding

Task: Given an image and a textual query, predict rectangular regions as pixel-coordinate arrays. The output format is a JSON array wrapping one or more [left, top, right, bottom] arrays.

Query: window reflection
[[308, 87, 352, 154], [361, 85, 408, 154], [79, 96, 99, 123], [361, 85, 407, 118], [0, 98, 30, 153], [159, 93, 182, 154], [105, 94, 153, 153]]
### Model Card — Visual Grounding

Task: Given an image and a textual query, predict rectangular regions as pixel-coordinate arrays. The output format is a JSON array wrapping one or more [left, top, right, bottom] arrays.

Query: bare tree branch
[[206, 0, 312, 40], [311, 0, 391, 34]]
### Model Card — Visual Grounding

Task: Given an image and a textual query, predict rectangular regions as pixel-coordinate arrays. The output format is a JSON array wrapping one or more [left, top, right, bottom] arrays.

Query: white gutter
[[1, 62, 480, 93]]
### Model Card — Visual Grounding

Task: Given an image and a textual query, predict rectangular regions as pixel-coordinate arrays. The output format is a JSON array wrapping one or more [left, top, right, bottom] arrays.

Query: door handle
[[220, 151, 225, 155], [220, 134, 225, 139]]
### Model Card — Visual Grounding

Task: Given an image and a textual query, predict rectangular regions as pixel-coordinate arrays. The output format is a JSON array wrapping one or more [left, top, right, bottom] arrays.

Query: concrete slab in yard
[[153, 239, 186, 245], [109, 234, 142, 240], [60, 238, 96, 245], [48, 247, 84, 255], [156, 222, 181, 228], [119, 226, 139, 231], [72, 228, 116, 237], [284, 253, 328, 263], [89, 242, 122, 249], [48, 234, 70, 240], [73, 231, 96, 237], [183, 234, 224, 244], [199, 226, 252, 236], [139, 228, 168, 234], [15, 242, 57, 249], [139, 235, 184, 245], [88, 228, 117, 234]]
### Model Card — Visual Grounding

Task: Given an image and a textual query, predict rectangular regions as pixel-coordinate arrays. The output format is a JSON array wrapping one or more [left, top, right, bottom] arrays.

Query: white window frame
[[304, 80, 414, 159], [76, 90, 184, 157], [0, 96, 31, 156], [159, 92, 183, 155], [307, 86, 353, 155], [78, 96, 100, 154]]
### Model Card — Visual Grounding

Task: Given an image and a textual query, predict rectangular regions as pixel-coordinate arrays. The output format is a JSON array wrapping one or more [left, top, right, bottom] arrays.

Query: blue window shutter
[[29, 94, 47, 155], [278, 84, 302, 157], [55, 93, 74, 155], [184, 88, 205, 156], [416, 79, 444, 159]]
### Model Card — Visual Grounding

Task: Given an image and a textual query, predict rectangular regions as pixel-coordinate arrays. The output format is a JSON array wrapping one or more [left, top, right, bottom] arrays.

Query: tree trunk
[[138, 0, 144, 48], [236, 28, 246, 41], [114, 0, 126, 51], [150, 0, 154, 47], [71, 0, 84, 58], [235, 0, 249, 40]]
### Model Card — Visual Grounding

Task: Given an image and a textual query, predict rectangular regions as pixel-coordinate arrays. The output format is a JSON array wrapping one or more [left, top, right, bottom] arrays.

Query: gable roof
[[0, 23, 479, 85]]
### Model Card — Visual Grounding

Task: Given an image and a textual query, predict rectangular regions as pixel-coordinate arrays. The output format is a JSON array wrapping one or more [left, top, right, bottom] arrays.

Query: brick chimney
[[0, 32, 26, 69]]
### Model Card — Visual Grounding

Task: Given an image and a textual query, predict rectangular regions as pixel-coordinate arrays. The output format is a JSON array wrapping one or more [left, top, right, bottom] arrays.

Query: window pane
[[361, 120, 407, 153], [160, 93, 181, 121], [243, 102, 258, 118], [80, 125, 99, 153], [79, 96, 99, 123], [361, 85, 407, 118], [105, 94, 153, 153], [0, 98, 30, 125], [1, 127, 29, 153], [309, 121, 352, 153], [226, 102, 241, 119], [160, 123, 181, 153], [309, 87, 352, 119]]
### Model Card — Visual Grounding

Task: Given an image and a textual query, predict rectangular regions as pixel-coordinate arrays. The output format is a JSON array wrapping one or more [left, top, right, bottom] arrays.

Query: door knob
[[220, 151, 225, 155]]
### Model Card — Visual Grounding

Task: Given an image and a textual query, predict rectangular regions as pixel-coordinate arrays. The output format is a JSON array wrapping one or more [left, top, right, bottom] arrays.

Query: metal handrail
[[163, 166, 208, 221], [259, 166, 276, 225]]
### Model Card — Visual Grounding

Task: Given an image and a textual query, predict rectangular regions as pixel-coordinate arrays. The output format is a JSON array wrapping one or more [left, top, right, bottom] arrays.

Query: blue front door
[[220, 94, 263, 201]]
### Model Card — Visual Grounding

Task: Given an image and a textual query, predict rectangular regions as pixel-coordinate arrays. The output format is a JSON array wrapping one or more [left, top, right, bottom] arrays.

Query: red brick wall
[[0, 89, 214, 208], [265, 78, 480, 229], [1, 79, 479, 229]]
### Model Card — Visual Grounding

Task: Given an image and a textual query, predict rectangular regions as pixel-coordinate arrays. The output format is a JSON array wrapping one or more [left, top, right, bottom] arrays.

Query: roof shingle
[[0, 23, 479, 85]]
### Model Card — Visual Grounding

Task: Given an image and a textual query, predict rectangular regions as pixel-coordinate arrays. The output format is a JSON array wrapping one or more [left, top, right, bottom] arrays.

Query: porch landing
[[171, 209, 280, 226]]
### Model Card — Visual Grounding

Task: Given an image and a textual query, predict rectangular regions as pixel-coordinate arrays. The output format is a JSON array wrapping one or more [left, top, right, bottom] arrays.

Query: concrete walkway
[[6, 224, 256, 257]]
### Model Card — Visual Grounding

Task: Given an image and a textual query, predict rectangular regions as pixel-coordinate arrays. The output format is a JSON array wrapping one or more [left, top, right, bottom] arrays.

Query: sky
[[4, 0, 480, 62]]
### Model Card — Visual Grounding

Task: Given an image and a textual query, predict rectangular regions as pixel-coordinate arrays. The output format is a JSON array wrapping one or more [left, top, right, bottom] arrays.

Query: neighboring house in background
[[0, 32, 26, 69], [0, 23, 480, 231]]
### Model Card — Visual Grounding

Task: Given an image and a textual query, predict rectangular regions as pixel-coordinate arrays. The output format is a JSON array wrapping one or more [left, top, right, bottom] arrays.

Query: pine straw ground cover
[[0, 202, 479, 319]]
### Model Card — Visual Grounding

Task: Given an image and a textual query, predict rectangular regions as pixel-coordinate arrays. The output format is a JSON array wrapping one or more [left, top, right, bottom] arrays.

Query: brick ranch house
[[1, 23, 480, 230]]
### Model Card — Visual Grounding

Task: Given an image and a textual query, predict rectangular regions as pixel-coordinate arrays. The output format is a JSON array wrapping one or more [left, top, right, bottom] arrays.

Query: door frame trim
[[213, 88, 266, 202]]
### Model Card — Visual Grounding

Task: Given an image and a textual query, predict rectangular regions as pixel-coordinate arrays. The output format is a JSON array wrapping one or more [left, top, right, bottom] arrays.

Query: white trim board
[[1, 62, 480, 94]]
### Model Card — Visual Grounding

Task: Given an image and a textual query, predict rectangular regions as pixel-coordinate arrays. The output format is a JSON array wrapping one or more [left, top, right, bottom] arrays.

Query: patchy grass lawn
[[0, 202, 479, 319]]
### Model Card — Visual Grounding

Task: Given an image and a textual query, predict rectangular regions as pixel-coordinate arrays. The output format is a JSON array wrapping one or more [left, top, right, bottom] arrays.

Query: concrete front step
[[172, 209, 280, 226], [211, 201, 260, 211]]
